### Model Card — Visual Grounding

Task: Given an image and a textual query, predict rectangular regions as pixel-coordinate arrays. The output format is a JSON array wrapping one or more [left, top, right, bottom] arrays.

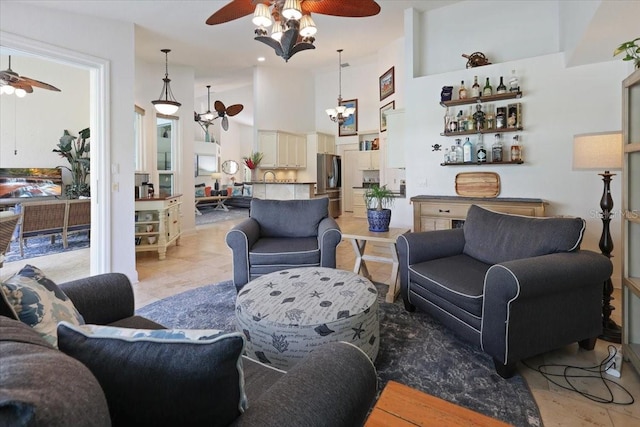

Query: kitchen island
[[250, 181, 316, 200]]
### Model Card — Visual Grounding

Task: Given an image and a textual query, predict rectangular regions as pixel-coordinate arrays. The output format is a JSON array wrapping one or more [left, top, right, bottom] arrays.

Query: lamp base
[[600, 319, 622, 343]]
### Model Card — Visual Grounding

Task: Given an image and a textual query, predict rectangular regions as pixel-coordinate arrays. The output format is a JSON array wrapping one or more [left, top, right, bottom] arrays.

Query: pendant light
[[326, 49, 355, 125], [152, 49, 181, 115], [203, 85, 215, 121]]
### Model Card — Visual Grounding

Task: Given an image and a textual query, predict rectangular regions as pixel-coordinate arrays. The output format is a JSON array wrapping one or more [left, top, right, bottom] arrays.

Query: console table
[[134, 194, 182, 260], [411, 195, 546, 232]]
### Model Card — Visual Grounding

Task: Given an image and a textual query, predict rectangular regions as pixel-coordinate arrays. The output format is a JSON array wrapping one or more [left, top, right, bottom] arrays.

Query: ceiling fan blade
[[10, 81, 34, 93], [302, 0, 380, 17], [214, 100, 227, 114], [226, 104, 244, 117], [19, 76, 61, 92], [206, 0, 262, 25], [222, 116, 229, 131]]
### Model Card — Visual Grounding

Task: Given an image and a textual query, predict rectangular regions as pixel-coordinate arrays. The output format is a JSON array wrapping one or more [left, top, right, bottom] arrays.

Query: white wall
[[0, 54, 89, 181], [1, 2, 136, 279]]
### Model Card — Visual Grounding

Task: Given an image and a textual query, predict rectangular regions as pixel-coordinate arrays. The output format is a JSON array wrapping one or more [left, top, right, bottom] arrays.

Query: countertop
[[352, 187, 406, 199], [135, 194, 182, 202], [248, 181, 316, 185]]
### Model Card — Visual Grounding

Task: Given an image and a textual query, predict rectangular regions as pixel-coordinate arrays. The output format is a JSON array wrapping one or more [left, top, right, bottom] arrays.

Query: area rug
[[195, 206, 249, 226], [4, 233, 90, 264], [137, 279, 542, 426]]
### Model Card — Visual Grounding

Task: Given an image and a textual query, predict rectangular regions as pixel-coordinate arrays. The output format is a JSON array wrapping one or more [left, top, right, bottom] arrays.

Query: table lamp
[[211, 172, 222, 191], [572, 131, 623, 343]]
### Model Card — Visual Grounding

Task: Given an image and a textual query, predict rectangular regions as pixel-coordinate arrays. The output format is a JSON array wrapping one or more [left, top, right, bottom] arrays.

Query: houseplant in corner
[[364, 184, 395, 232], [53, 128, 90, 198]]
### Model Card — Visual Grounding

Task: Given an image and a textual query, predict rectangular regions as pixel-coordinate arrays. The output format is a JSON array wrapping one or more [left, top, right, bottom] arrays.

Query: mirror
[[222, 160, 239, 175]]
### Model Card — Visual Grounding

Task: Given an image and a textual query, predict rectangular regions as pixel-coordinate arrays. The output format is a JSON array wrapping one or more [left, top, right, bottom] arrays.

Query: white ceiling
[[14, 0, 460, 94]]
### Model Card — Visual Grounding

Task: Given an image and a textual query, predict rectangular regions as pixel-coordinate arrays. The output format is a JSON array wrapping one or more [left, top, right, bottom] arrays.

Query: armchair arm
[[59, 273, 135, 325], [225, 218, 261, 291], [318, 217, 341, 269], [482, 250, 612, 365], [232, 342, 376, 427], [397, 228, 465, 307]]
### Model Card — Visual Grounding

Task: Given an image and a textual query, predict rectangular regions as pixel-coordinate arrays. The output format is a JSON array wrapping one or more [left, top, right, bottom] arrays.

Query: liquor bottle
[[483, 77, 492, 96], [509, 69, 520, 92], [510, 135, 522, 162], [443, 148, 450, 164], [459, 80, 468, 99], [457, 110, 465, 131], [471, 76, 480, 98], [449, 144, 458, 163], [463, 137, 473, 163], [476, 139, 487, 163], [454, 139, 463, 163], [492, 133, 503, 162], [467, 106, 475, 131], [496, 76, 507, 94]]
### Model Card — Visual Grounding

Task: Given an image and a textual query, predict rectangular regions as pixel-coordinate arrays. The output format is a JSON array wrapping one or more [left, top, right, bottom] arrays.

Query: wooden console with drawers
[[411, 195, 546, 232]]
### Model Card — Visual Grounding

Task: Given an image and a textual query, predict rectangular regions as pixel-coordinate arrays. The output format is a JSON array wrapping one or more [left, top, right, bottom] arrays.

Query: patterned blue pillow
[[242, 184, 253, 197], [57, 323, 247, 427], [0, 264, 84, 347], [232, 184, 244, 197]]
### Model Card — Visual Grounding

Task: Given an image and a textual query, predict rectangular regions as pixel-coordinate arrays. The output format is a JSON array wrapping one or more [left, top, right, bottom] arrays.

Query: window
[[156, 114, 179, 196], [134, 105, 145, 171]]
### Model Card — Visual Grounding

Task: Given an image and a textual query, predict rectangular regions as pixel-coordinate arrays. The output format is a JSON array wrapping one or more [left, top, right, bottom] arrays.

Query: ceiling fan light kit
[[151, 49, 181, 115], [326, 49, 355, 125], [206, 1, 381, 63], [1, 55, 61, 96]]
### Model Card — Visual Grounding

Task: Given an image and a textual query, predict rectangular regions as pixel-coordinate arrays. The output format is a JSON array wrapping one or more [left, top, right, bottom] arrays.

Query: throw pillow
[[0, 264, 84, 347], [205, 186, 212, 197], [232, 183, 244, 197], [195, 188, 205, 197], [243, 184, 253, 197], [57, 323, 248, 427]]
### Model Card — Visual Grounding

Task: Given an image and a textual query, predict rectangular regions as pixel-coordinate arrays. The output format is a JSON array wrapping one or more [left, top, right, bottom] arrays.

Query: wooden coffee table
[[340, 223, 410, 303], [365, 381, 510, 427], [194, 195, 230, 215]]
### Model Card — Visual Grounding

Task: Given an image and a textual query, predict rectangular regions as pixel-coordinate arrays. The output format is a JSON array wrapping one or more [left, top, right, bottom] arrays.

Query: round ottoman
[[235, 267, 379, 370]]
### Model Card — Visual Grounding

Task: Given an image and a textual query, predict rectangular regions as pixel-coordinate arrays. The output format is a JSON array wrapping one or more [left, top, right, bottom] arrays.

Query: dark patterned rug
[[195, 206, 249, 226], [4, 233, 90, 264], [137, 280, 542, 426]]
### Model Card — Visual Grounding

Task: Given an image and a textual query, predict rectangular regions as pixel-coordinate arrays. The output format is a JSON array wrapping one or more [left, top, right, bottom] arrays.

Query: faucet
[[263, 170, 276, 182]]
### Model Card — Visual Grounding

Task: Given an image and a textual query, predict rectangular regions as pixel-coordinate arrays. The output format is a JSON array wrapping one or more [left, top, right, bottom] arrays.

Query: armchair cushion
[[462, 205, 585, 265], [57, 323, 247, 427], [249, 237, 320, 266], [251, 198, 329, 238]]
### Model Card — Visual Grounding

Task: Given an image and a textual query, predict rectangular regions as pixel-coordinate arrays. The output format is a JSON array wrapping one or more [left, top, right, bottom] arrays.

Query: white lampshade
[[325, 108, 337, 117], [15, 88, 27, 98], [2, 85, 15, 95], [345, 107, 356, 116], [211, 172, 222, 180], [299, 15, 317, 37], [572, 131, 623, 171], [252, 3, 273, 27], [153, 101, 180, 115], [271, 21, 283, 41], [282, 0, 302, 20], [203, 111, 215, 121]]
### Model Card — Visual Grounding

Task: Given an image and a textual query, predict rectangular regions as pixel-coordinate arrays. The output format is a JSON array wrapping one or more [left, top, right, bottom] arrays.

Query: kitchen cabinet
[[352, 188, 367, 218], [385, 109, 405, 169], [258, 130, 307, 169], [135, 195, 182, 260], [411, 195, 545, 232], [622, 68, 640, 376], [357, 151, 380, 170], [308, 132, 335, 154]]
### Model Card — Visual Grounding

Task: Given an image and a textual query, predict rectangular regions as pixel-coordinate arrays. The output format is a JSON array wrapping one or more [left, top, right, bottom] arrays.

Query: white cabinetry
[[357, 151, 380, 170], [385, 108, 405, 169], [135, 195, 182, 260], [258, 130, 306, 169], [352, 188, 367, 218]]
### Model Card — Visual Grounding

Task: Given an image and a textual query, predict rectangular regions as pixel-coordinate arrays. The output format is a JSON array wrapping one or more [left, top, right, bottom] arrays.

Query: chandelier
[[252, 0, 317, 62], [326, 49, 355, 125], [151, 49, 181, 115]]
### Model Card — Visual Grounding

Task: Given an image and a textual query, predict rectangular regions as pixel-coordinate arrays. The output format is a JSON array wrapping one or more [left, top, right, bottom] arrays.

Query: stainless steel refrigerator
[[316, 153, 341, 218]]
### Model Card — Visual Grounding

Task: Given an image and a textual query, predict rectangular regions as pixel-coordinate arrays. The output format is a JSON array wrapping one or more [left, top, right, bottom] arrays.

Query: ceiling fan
[[195, 86, 244, 132], [0, 55, 61, 96], [206, 1, 381, 62]]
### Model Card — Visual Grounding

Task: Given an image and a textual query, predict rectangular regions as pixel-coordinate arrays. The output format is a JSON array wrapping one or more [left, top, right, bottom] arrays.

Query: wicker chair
[[16, 200, 67, 257], [0, 212, 20, 267], [64, 199, 91, 248]]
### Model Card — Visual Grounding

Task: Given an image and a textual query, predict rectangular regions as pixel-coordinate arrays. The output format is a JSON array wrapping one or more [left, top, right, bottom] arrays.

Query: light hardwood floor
[[2, 213, 638, 427]]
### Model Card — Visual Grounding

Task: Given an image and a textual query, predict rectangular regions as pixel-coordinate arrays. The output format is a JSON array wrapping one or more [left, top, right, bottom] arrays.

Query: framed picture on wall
[[380, 101, 395, 132], [338, 98, 358, 137], [379, 66, 395, 101]]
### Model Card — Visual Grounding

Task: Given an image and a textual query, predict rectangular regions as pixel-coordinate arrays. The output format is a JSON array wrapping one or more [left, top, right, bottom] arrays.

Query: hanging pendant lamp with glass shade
[[203, 85, 215, 121], [152, 49, 181, 115], [326, 49, 355, 125]]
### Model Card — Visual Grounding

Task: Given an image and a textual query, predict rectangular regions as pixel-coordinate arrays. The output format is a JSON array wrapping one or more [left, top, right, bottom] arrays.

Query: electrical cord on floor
[[522, 345, 635, 405]]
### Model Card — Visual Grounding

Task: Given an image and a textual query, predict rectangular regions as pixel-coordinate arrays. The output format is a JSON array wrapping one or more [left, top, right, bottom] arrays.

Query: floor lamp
[[573, 131, 623, 343]]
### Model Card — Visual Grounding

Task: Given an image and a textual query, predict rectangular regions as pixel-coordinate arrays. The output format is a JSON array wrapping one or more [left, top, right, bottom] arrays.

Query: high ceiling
[[13, 1, 460, 93]]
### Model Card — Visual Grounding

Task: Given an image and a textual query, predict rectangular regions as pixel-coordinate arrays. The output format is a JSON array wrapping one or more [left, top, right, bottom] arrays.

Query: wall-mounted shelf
[[440, 160, 524, 166], [440, 91, 522, 107], [440, 126, 523, 137]]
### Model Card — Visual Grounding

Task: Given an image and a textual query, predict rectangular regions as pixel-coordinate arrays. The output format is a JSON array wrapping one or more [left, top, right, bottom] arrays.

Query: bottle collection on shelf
[[442, 133, 523, 165], [457, 70, 519, 101]]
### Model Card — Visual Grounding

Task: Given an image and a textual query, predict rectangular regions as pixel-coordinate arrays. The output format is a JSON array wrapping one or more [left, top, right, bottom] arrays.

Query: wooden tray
[[455, 172, 500, 197]]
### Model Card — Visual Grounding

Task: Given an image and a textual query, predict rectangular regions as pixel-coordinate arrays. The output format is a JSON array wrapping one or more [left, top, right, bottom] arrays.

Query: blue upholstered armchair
[[225, 198, 342, 292], [397, 205, 613, 378]]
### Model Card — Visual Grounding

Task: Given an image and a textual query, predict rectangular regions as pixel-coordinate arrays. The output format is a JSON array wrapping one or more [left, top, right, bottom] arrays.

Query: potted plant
[[242, 151, 263, 182], [614, 37, 640, 69], [53, 128, 90, 199], [364, 184, 395, 232]]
